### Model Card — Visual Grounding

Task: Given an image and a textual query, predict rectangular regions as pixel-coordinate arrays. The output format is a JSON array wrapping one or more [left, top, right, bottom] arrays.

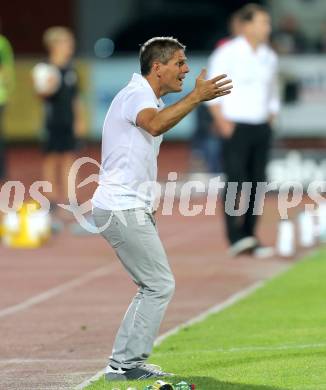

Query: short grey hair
[[139, 37, 186, 76]]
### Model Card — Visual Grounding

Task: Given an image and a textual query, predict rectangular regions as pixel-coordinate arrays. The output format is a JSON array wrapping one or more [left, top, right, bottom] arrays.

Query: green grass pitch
[[85, 248, 326, 390]]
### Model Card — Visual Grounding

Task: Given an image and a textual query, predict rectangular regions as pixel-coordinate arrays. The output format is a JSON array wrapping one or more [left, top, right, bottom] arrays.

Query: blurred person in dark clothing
[[315, 20, 326, 52], [207, 4, 280, 258], [0, 28, 14, 181], [34, 27, 85, 211], [191, 103, 223, 174], [191, 11, 243, 174]]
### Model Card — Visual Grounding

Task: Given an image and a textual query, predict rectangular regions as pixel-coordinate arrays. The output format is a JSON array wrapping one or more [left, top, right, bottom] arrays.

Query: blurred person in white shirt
[[207, 3, 280, 257]]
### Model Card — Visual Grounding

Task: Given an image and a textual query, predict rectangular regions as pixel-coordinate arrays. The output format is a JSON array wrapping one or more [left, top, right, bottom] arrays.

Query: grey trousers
[[92, 207, 175, 370]]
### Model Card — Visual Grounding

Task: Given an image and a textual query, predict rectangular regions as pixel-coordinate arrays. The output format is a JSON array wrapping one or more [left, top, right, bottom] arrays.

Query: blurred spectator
[[206, 3, 280, 258], [33, 27, 85, 212], [271, 15, 308, 54], [0, 27, 14, 181], [191, 104, 222, 174]]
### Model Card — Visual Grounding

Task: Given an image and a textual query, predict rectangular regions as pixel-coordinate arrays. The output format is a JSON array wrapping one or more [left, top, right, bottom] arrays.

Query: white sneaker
[[228, 236, 258, 256], [105, 365, 126, 375], [105, 364, 174, 381], [252, 246, 275, 259]]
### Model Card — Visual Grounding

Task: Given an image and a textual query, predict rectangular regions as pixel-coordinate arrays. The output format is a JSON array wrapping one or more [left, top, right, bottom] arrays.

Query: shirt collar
[[130, 73, 162, 106]]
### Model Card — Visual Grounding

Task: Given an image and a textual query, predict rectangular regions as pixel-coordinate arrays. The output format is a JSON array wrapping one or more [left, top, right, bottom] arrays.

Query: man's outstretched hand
[[193, 69, 233, 102]]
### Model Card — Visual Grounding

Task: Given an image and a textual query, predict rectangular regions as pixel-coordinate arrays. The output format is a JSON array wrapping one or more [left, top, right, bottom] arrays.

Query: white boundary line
[[75, 368, 105, 389], [3, 339, 326, 368], [3, 341, 326, 367], [0, 265, 115, 319], [75, 280, 265, 389]]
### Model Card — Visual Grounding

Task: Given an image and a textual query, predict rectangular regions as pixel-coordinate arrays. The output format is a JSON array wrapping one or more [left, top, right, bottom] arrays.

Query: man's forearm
[[137, 71, 233, 136], [148, 90, 200, 136]]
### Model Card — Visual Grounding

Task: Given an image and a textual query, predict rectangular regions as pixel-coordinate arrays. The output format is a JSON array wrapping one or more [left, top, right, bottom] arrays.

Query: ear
[[152, 61, 161, 77]]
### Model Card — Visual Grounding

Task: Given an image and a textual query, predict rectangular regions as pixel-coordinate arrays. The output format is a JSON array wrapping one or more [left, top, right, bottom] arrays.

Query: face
[[247, 11, 271, 44], [156, 49, 189, 94], [51, 34, 75, 60]]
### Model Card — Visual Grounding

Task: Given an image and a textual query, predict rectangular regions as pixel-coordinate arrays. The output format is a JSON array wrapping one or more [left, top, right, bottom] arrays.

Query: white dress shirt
[[206, 36, 280, 124], [92, 73, 164, 211]]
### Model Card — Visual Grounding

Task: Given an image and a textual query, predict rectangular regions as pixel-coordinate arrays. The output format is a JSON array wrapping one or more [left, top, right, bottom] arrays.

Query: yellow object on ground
[[1, 200, 51, 248]]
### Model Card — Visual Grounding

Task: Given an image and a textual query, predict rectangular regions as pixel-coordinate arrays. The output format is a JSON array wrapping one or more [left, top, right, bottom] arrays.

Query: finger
[[219, 90, 232, 96], [198, 68, 207, 79], [215, 90, 232, 97], [215, 84, 233, 93], [215, 79, 232, 88], [210, 73, 227, 83]]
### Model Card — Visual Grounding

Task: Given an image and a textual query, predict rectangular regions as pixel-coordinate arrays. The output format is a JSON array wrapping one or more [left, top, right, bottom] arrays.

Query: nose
[[183, 63, 190, 73]]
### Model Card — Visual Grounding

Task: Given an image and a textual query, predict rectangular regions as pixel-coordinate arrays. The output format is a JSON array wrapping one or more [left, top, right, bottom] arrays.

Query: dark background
[[0, 0, 264, 55]]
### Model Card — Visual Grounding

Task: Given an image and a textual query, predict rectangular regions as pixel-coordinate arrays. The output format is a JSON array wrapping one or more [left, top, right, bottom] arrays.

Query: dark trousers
[[0, 105, 5, 180], [223, 122, 272, 244]]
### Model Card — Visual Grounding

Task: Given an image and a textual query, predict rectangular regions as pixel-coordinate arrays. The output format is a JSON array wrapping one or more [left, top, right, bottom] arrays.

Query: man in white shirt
[[207, 4, 280, 257], [91, 37, 232, 381]]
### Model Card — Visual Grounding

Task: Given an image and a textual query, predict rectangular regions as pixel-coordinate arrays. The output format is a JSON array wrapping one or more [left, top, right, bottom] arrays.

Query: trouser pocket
[[92, 208, 125, 248]]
